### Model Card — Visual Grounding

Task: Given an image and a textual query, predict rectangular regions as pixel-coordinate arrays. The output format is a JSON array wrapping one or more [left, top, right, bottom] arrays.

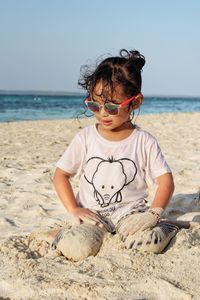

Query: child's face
[[91, 81, 134, 132]]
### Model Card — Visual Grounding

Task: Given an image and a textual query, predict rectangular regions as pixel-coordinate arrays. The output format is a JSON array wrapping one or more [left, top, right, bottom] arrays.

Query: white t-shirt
[[56, 124, 171, 226]]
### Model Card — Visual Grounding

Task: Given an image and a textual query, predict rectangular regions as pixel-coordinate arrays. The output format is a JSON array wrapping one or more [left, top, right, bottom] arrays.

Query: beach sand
[[0, 112, 200, 300]]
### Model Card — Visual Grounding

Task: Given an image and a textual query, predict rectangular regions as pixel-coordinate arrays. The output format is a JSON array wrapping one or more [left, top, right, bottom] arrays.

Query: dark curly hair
[[78, 49, 145, 98]]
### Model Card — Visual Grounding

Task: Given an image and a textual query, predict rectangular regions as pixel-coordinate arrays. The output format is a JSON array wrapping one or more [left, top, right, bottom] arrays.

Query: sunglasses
[[85, 93, 144, 116]]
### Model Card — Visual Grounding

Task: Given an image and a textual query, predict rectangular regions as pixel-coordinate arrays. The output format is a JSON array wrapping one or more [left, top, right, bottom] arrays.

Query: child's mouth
[[101, 120, 112, 126]]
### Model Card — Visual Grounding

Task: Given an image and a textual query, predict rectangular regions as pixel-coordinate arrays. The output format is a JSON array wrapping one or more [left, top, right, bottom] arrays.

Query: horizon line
[[0, 89, 199, 98]]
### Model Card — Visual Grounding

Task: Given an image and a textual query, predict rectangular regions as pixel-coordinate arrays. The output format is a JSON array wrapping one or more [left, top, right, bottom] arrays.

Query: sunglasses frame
[[85, 93, 144, 116]]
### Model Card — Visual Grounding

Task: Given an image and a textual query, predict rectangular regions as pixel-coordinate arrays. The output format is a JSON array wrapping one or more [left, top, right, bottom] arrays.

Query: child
[[52, 49, 179, 261]]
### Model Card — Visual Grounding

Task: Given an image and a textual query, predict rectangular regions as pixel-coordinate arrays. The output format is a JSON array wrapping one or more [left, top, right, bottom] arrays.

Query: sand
[[0, 112, 200, 300]]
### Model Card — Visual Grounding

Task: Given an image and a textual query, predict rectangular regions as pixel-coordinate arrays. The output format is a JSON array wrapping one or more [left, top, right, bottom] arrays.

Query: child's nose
[[99, 104, 109, 117]]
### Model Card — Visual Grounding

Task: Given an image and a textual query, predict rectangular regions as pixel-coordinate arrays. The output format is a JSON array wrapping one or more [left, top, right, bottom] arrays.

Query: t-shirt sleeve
[[56, 132, 86, 177], [145, 135, 171, 185]]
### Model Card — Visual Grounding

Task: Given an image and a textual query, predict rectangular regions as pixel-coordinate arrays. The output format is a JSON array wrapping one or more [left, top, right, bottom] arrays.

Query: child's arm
[[53, 167, 102, 224], [151, 172, 175, 209]]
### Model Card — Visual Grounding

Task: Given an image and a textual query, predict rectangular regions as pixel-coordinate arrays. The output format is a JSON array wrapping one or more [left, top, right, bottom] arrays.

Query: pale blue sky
[[0, 0, 200, 96]]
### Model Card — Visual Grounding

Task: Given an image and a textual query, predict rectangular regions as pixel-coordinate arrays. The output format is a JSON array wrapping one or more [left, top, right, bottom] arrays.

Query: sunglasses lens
[[85, 98, 119, 115], [86, 101, 100, 112], [104, 103, 119, 115]]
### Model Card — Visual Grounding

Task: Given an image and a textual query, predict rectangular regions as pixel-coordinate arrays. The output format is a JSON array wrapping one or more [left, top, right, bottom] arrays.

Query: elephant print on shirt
[[84, 156, 137, 208]]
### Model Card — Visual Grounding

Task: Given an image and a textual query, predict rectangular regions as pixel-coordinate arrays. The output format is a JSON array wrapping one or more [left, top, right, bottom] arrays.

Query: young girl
[[52, 49, 179, 261]]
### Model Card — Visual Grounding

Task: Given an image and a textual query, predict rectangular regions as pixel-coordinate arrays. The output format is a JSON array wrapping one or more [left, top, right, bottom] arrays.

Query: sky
[[0, 0, 200, 96]]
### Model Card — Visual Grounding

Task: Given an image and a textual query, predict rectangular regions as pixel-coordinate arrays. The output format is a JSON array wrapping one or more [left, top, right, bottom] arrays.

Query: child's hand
[[70, 207, 105, 227], [118, 208, 163, 236]]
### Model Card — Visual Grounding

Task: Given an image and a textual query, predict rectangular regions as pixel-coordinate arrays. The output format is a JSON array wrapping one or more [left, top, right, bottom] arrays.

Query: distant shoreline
[[0, 90, 199, 99], [0, 90, 85, 97]]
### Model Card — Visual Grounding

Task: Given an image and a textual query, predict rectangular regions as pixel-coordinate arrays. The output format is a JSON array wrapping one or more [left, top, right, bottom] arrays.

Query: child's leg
[[51, 223, 106, 261], [117, 217, 179, 253]]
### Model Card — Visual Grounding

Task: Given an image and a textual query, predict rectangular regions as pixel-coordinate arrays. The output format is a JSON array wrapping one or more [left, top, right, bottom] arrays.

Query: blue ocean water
[[0, 93, 200, 122]]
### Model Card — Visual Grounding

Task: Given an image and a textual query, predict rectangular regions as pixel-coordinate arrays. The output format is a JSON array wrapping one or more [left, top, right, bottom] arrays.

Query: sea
[[0, 93, 200, 122]]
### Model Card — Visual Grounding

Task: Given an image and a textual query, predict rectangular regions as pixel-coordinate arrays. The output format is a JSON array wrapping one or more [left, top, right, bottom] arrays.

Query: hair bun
[[120, 49, 145, 71]]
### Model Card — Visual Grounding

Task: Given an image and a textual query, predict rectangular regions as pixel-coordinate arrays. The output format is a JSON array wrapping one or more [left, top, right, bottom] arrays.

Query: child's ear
[[132, 93, 144, 110]]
